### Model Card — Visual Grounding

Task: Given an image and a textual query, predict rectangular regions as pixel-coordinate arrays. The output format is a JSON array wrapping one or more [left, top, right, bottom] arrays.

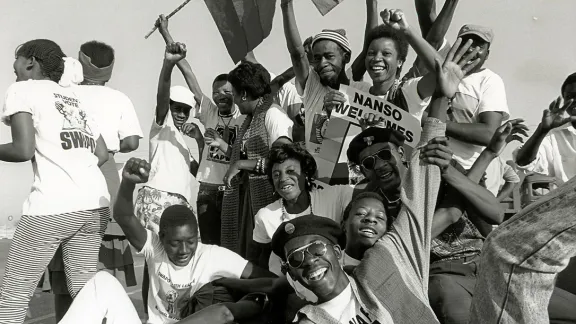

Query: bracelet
[[261, 158, 266, 174], [256, 158, 261, 174]]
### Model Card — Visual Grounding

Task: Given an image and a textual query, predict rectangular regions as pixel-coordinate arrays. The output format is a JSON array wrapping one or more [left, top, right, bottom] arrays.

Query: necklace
[[280, 191, 313, 221], [218, 112, 234, 142]]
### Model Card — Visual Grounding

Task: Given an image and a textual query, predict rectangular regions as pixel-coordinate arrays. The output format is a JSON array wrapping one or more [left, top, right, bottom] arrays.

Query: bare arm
[[158, 15, 205, 106], [515, 124, 548, 166], [113, 180, 148, 251], [271, 67, 296, 94], [0, 112, 35, 162], [156, 59, 176, 126], [446, 111, 504, 146], [414, 0, 437, 37], [497, 182, 516, 202], [425, 0, 459, 49], [119, 135, 140, 153], [94, 136, 109, 167], [281, 0, 310, 92], [240, 261, 277, 279], [350, 0, 378, 82]]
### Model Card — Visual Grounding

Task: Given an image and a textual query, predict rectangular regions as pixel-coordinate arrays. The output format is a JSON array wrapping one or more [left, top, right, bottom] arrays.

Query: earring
[[241, 96, 247, 101]]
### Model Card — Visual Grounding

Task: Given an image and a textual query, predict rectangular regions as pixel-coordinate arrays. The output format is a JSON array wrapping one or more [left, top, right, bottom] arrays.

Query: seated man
[[113, 158, 276, 324], [514, 72, 576, 185]]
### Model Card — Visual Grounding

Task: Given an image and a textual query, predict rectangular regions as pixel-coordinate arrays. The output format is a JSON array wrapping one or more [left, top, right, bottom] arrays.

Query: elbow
[[13, 144, 35, 162], [289, 49, 306, 61]]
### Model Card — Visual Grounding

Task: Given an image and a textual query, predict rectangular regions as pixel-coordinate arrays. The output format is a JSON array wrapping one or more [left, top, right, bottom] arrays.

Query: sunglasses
[[285, 241, 329, 269], [360, 149, 392, 170]]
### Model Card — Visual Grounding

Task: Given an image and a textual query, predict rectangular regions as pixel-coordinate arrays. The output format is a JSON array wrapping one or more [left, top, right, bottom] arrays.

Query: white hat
[[170, 85, 195, 107]]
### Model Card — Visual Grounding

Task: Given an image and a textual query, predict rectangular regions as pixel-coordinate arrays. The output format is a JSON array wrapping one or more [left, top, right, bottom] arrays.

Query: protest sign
[[311, 0, 345, 16], [315, 85, 422, 185]]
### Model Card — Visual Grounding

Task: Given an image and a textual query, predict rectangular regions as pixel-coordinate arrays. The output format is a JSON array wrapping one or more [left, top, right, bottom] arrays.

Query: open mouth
[[378, 171, 394, 180], [306, 267, 328, 281], [280, 184, 294, 192], [370, 65, 387, 74], [359, 227, 378, 238]]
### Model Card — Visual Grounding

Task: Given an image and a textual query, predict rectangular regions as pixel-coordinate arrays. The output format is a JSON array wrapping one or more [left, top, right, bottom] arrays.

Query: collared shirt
[[431, 213, 484, 263], [513, 124, 576, 185]]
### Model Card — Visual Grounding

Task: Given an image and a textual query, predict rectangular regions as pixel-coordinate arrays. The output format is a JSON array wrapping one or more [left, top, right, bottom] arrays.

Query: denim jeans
[[469, 176, 576, 324], [197, 182, 224, 245]]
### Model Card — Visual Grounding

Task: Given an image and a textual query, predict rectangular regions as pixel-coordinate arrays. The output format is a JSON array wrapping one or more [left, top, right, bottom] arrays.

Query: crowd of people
[[1, 0, 576, 323]]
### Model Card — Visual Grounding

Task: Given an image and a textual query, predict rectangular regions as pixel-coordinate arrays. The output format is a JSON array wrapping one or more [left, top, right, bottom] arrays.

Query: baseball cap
[[170, 85, 195, 108], [458, 24, 494, 44]]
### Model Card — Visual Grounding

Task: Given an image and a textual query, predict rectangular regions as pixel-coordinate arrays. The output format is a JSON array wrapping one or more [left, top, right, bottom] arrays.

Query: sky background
[[1, 0, 575, 225]]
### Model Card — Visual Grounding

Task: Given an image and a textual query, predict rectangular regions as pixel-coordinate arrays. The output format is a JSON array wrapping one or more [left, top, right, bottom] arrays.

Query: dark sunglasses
[[285, 241, 328, 269], [360, 149, 392, 170]]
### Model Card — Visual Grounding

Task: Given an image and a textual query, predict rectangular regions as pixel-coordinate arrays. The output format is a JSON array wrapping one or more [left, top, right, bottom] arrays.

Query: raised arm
[[381, 9, 443, 99], [271, 66, 296, 94], [113, 158, 150, 252], [350, 0, 378, 82], [156, 42, 186, 125], [281, 0, 310, 92], [515, 98, 576, 167], [424, 0, 459, 49], [157, 15, 204, 107]]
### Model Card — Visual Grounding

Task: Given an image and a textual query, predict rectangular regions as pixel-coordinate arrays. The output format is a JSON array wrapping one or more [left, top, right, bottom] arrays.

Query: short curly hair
[[366, 25, 409, 77], [341, 192, 394, 231], [227, 61, 271, 99], [16, 39, 66, 83], [266, 143, 318, 191], [80, 41, 115, 68]]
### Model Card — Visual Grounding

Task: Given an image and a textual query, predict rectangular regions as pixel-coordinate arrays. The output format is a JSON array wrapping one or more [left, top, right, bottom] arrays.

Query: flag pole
[[144, 0, 193, 39]]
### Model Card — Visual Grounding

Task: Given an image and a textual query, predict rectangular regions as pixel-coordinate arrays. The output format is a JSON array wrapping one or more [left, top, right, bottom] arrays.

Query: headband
[[78, 50, 114, 83]]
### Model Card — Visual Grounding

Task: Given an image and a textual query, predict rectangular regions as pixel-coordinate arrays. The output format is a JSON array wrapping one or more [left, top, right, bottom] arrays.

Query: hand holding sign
[[381, 9, 409, 32], [323, 90, 346, 116]]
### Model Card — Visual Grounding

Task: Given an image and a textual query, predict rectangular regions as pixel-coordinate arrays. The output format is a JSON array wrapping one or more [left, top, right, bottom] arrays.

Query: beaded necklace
[[280, 191, 313, 221]]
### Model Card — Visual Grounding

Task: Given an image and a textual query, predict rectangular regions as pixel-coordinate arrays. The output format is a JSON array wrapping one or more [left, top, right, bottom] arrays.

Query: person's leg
[[61, 208, 108, 297], [469, 177, 576, 324], [428, 258, 477, 324], [58, 272, 140, 324], [0, 215, 65, 324], [548, 287, 576, 324], [196, 183, 221, 245]]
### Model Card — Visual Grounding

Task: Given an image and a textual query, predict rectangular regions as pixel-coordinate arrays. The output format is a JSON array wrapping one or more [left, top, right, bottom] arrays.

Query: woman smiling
[[252, 143, 354, 302]]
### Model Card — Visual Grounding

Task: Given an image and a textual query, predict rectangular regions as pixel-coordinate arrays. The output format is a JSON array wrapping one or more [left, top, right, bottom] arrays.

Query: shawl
[[221, 94, 276, 253]]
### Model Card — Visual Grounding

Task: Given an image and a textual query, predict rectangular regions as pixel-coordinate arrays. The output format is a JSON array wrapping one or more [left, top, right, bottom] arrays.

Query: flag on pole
[[204, 0, 277, 63], [311, 0, 345, 16]]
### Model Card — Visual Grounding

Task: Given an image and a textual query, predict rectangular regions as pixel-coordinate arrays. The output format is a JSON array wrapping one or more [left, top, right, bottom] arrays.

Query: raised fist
[[122, 158, 151, 184]]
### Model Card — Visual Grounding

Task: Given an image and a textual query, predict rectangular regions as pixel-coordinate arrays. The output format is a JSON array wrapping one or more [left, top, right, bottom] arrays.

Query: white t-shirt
[[243, 104, 294, 148], [297, 68, 371, 156], [485, 156, 520, 196], [513, 124, 576, 185], [1, 80, 109, 215], [139, 230, 248, 324], [253, 185, 353, 301], [74, 85, 143, 152], [194, 97, 245, 185], [315, 284, 360, 324], [448, 68, 510, 169], [146, 112, 194, 202], [273, 77, 303, 121], [353, 78, 431, 123]]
